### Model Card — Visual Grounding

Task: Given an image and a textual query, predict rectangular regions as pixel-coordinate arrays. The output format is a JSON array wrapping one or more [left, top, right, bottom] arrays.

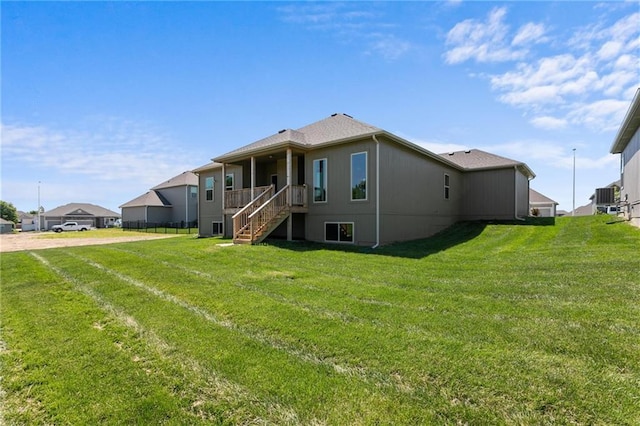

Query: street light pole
[[38, 181, 41, 231], [572, 149, 576, 217]]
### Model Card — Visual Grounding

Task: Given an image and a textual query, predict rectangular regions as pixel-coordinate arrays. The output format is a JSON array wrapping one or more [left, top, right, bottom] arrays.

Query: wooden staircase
[[233, 185, 295, 245]]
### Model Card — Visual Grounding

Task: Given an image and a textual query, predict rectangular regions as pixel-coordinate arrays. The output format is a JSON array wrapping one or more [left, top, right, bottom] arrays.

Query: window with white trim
[[351, 152, 367, 201], [444, 173, 450, 200], [325, 222, 354, 243], [225, 173, 234, 191], [313, 158, 327, 203], [212, 221, 223, 236], [205, 177, 214, 201]]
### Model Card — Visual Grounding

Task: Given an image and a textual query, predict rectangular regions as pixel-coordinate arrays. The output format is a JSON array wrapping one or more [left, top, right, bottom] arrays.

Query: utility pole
[[572, 149, 576, 217], [38, 181, 41, 231]]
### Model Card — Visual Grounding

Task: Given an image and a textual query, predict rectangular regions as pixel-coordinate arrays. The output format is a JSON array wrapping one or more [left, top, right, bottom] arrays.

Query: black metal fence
[[122, 220, 198, 234]]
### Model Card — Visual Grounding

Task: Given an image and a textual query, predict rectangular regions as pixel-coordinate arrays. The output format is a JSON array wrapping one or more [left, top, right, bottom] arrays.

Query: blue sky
[[2, 1, 638, 214]]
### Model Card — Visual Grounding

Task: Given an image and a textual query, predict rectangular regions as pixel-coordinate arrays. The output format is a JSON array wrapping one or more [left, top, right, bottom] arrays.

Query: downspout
[[514, 166, 526, 221], [372, 135, 381, 248]]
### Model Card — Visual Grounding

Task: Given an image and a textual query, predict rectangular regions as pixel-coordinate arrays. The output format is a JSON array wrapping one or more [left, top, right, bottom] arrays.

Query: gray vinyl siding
[[305, 137, 464, 246], [146, 206, 172, 224], [305, 139, 376, 245], [122, 206, 146, 222], [515, 169, 530, 218], [197, 168, 224, 237], [157, 185, 198, 224], [462, 168, 516, 220], [621, 126, 640, 222], [378, 138, 462, 244]]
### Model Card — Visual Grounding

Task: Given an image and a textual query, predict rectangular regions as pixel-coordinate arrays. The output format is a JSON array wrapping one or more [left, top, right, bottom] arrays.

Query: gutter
[[372, 135, 381, 248], [514, 165, 526, 221]]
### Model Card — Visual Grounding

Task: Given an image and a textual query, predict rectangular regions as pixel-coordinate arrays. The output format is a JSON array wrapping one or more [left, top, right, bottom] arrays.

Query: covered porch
[[219, 147, 308, 244]]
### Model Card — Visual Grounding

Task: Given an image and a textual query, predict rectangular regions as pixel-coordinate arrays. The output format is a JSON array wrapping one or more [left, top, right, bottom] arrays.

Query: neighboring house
[[17, 211, 39, 231], [0, 218, 15, 234], [589, 181, 621, 215], [42, 203, 120, 230], [196, 113, 535, 246], [529, 189, 558, 217], [120, 171, 198, 227], [610, 87, 640, 227], [572, 203, 595, 217]]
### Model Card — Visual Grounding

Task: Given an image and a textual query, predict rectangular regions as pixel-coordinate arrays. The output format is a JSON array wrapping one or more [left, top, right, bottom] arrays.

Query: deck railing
[[225, 186, 272, 209], [291, 184, 307, 207]]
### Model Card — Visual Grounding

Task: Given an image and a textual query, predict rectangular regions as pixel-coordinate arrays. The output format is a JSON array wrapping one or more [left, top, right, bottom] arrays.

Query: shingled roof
[[119, 190, 171, 208], [441, 149, 535, 178], [43, 203, 120, 217], [214, 113, 382, 162], [151, 171, 198, 190], [529, 188, 558, 205]]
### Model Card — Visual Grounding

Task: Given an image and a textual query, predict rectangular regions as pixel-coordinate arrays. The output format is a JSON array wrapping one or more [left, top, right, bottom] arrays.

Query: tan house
[[610, 88, 640, 227], [42, 203, 120, 230], [195, 113, 535, 246], [529, 188, 558, 217]]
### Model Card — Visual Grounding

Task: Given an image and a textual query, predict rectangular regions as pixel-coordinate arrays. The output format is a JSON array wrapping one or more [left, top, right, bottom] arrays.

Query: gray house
[[0, 218, 15, 234], [196, 113, 535, 246], [120, 171, 198, 227], [42, 203, 120, 230], [610, 88, 640, 227]]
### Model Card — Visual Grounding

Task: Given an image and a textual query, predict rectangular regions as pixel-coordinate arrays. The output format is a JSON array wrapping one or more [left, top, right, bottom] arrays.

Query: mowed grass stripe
[[2, 252, 207, 424], [3, 216, 639, 424], [27, 251, 303, 425], [38, 250, 436, 424]]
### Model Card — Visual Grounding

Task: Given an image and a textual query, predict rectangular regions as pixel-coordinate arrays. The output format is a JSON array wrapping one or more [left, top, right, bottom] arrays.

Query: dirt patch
[[0, 232, 182, 253]]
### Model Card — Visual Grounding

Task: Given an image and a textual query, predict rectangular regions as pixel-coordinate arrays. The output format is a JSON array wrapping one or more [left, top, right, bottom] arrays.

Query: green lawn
[[2, 216, 639, 424]]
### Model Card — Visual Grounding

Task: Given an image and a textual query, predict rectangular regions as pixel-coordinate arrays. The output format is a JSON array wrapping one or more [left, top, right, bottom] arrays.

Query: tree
[[0, 200, 19, 223]]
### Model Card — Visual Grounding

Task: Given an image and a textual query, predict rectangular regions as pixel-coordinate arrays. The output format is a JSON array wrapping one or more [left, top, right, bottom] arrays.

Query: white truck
[[51, 222, 92, 232]]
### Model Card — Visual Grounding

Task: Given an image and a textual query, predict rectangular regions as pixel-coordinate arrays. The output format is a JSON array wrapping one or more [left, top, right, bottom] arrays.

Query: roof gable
[[151, 171, 198, 190], [43, 203, 120, 217], [120, 190, 171, 208], [441, 149, 535, 178], [529, 188, 558, 204], [214, 113, 382, 162]]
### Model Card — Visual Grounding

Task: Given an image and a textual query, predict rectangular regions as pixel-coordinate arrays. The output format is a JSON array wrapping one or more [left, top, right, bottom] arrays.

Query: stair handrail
[[232, 185, 274, 240], [248, 185, 290, 241]]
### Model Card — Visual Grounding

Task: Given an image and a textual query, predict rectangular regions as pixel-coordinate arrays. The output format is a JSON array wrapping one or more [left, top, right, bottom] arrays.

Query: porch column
[[221, 163, 226, 211], [286, 148, 292, 241], [251, 156, 256, 199]]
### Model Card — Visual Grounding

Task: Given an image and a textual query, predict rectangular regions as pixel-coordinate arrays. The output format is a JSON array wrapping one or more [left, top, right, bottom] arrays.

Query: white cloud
[[1, 118, 195, 187], [277, 3, 411, 61], [444, 7, 548, 64], [530, 116, 568, 129], [459, 9, 640, 133], [512, 22, 548, 46], [366, 34, 412, 60]]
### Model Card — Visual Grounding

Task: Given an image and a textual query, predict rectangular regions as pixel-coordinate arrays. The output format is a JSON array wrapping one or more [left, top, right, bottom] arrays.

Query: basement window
[[212, 221, 223, 236], [325, 222, 354, 243]]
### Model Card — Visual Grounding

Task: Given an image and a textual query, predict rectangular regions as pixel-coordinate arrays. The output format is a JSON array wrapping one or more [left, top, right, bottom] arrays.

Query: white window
[[351, 152, 367, 201], [191, 186, 198, 199], [313, 158, 327, 203], [325, 222, 354, 243], [225, 173, 234, 191], [205, 177, 214, 201], [444, 174, 450, 200], [212, 221, 223, 235]]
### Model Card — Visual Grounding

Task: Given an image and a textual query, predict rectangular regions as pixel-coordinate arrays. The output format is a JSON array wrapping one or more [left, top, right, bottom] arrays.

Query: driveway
[[0, 232, 181, 253]]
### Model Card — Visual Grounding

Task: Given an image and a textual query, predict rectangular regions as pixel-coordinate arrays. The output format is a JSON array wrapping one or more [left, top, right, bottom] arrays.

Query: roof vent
[[464, 150, 471, 153], [448, 152, 454, 156], [331, 113, 338, 117], [278, 129, 286, 134], [343, 113, 353, 118]]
